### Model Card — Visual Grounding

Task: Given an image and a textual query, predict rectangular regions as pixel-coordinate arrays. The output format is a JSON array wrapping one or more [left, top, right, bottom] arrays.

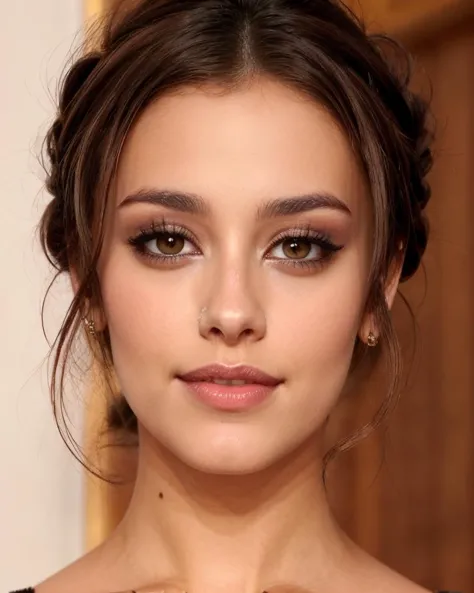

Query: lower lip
[[179, 380, 278, 411]]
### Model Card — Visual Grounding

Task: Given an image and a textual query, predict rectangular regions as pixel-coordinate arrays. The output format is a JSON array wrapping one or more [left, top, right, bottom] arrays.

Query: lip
[[177, 364, 284, 411], [177, 363, 283, 386]]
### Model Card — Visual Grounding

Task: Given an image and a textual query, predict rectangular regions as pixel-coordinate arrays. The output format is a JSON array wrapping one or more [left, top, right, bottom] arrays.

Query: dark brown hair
[[40, 0, 433, 473]]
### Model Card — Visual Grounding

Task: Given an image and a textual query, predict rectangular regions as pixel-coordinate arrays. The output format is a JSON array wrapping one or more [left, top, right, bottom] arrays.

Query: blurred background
[[1, 0, 473, 591], [0, 1, 84, 591]]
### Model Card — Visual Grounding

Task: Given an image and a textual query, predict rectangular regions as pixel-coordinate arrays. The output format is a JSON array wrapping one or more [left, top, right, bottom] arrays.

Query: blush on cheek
[[100, 259, 198, 389], [101, 254, 168, 342], [285, 284, 362, 349], [279, 275, 364, 400]]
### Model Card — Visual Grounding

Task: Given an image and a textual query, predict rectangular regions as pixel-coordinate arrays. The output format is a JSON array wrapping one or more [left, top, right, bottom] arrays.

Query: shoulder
[[344, 545, 434, 593], [31, 541, 125, 593]]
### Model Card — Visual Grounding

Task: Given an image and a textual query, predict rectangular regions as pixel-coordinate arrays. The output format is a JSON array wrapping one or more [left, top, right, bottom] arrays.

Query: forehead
[[115, 79, 367, 215]]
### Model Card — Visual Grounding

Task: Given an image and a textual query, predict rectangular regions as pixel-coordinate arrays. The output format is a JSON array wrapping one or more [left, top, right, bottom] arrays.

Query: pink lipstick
[[177, 364, 283, 411]]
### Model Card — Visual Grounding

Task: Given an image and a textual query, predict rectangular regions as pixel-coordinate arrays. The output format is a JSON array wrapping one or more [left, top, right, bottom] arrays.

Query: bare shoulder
[[377, 563, 433, 593], [369, 561, 433, 593], [384, 576, 433, 593], [345, 544, 433, 593], [33, 542, 126, 593], [32, 541, 180, 593], [355, 568, 433, 593], [372, 562, 431, 593]]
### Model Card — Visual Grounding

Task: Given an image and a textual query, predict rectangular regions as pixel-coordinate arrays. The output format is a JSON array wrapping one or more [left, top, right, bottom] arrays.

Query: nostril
[[209, 326, 223, 336]]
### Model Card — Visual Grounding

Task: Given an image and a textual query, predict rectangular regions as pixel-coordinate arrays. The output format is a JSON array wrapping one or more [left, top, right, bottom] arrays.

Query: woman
[[12, 0, 459, 592]]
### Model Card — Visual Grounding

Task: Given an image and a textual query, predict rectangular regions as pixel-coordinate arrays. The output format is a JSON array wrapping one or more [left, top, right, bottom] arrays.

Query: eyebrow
[[119, 188, 352, 218]]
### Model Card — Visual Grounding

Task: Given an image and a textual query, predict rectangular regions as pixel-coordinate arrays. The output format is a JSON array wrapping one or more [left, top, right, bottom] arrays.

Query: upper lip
[[178, 364, 282, 386]]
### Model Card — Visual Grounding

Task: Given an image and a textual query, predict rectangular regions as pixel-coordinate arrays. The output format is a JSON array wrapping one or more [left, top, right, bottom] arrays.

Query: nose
[[198, 268, 266, 346]]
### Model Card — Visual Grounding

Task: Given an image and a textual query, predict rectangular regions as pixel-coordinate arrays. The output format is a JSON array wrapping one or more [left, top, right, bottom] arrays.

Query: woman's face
[[97, 78, 372, 474]]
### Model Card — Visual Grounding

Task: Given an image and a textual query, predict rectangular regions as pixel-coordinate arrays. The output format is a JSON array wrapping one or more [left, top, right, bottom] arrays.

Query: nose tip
[[198, 266, 267, 344], [199, 309, 266, 345], [206, 322, 262, 345]]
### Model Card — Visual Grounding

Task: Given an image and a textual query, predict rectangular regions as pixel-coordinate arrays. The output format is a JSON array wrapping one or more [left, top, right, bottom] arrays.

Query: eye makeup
[[127, 217, 344, 271]]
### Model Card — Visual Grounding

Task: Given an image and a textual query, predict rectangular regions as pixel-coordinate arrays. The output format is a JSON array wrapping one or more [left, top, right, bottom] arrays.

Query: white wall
[[0, 0, 85, 588]]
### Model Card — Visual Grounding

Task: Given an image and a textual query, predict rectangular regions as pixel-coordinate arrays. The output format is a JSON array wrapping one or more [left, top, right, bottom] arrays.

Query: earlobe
[[358, 249, 404, 346], [358, 313, 379, 347], [69, 268, 107, 333]]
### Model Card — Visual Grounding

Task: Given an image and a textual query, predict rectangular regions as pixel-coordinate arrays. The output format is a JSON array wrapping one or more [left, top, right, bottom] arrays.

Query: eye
[[271, 237, 319, 260], [266, 227, 343, 269], [145, 231, 194, 257], [128, 221, 200, 263]]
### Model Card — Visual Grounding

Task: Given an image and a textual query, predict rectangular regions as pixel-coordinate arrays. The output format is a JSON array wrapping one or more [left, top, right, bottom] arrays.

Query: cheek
[[274, 258, 366, 360], [98, 252, 196, 379], [270, 253, 367, 421]]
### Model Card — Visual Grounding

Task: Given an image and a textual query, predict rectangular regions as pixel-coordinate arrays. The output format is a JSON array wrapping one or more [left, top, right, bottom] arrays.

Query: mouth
[[177, 363, 283, 386], [203, 379, 254, 386], [176, 364, 283, 411]]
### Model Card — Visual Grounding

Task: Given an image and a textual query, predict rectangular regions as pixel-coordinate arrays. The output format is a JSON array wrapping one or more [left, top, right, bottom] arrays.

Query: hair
[[40, 0, 433, 476]]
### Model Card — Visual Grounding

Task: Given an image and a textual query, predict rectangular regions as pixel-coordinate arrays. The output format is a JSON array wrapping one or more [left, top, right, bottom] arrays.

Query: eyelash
[[128, 219, 200, 263], [127, 217, 343, 270]]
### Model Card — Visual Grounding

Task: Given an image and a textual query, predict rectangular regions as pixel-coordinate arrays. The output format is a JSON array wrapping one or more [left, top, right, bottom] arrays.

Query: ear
[[384, 249, 404, 311], [69, 267, 107, 332], [358, 248, 404, 344], [69, 267, 80, 295]]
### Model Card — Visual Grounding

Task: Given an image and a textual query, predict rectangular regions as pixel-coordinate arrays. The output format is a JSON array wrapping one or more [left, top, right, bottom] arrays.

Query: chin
[[160, 427, 293, 476], [181, 454, 277, 476], [184, 451, 275, 476]]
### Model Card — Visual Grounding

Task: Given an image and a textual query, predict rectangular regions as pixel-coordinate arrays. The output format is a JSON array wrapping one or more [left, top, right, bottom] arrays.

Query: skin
[[36, 78, 428, 593]]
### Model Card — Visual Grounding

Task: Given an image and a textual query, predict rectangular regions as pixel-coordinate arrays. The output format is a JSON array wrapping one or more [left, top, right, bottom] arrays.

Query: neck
[[114, 427, 354, 593]]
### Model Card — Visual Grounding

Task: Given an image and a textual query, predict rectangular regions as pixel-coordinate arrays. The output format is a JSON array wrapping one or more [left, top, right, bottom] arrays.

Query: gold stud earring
[[367, 331, 378, 347], [84, 318, 96, 337]]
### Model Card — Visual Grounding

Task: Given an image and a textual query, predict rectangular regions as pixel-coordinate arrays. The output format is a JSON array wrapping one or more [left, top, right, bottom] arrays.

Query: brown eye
[[129, 222, 200, 263], [152, 232, 186, 255], [280, 238, 313, 259]]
